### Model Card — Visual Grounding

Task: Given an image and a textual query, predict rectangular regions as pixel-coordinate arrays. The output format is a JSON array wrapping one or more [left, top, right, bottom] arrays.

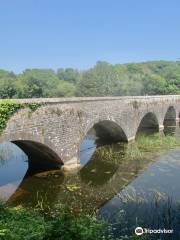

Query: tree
[[142, 74, 167, 95], [0, 60, 179, 98], [17, 69, 59, 98], [51, 81, 76, 97], [0, 70, 18, 98], [57, 68, 80, 84]]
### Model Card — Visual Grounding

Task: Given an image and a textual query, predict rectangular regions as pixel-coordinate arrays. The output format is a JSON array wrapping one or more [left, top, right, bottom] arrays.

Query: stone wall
[[0, 96, 179, 169]]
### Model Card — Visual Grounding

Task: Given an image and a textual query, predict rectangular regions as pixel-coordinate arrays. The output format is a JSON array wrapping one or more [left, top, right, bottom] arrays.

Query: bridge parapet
[[4, 95, 180, 104]]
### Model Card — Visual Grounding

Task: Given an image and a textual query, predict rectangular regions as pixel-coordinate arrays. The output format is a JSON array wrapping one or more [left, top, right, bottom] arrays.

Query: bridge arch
[[79, 119, 128, 166], [163, 106, 176, 125], [136, 112, 159, 137], [80, 119, 128, 144], [12, 140, 63, 173], [163, 106, 177, 135], [92, 120, 128, 143]]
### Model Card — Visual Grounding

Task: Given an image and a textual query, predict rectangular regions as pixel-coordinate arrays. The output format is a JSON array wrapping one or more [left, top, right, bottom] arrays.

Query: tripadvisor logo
[[135, 227, 173, 235], [135, 227, 144, 236]]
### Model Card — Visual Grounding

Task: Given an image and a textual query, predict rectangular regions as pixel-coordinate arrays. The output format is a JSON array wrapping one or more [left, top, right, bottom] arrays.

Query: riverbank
[[0, 203, 108, 240], [126, 132, 180, 161], [0, 203, 152, 240]]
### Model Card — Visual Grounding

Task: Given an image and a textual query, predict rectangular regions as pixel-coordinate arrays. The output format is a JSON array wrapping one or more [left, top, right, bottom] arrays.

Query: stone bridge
[[0, 96, 179, 170]]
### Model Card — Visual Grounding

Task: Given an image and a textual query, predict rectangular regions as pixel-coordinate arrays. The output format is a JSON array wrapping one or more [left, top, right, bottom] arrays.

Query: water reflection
[[80, 145, 121, 186], [8, 170, 65, 207], [99, 150, 180, 239], [5, 138, 168, 213], [0, 141, 61, 203], [0, 123, 180, 239], [80, 136, 97, 166], [164, 120, 177, 136], [0, 142, 28, 201]]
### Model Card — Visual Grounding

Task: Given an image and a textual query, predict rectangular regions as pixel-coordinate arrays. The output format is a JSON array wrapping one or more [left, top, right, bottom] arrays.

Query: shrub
[[0, 100, 41, 133]]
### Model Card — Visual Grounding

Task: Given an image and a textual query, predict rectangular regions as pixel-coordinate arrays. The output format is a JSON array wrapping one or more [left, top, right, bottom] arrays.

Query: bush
[[0, 204, 46, 240], [0, 101, 40, 133], [0, 203, 114, 240]]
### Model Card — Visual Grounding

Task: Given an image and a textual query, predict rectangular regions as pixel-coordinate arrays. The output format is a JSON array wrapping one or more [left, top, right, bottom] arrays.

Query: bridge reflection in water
[[0, 117, 180, 238], [0, 119, 178, 205]]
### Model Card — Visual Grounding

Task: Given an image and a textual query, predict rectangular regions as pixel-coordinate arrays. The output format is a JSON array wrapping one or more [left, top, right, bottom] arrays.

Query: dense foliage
[[0, 61, 180, 98], [0, 101, 40, 133], [0, 203, 115, 240], [0, 203, 152, 240]]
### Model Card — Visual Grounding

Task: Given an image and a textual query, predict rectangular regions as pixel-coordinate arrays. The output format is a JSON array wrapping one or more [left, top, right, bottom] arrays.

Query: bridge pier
[[159, 125, 164, 131], [127, 136, 135, 142], [63, 135, 137, 171], [62, 157, 81, 172]]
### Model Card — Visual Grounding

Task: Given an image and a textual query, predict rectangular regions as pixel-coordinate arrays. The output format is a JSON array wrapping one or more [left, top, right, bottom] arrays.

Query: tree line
[[0, 60, 180, 98]]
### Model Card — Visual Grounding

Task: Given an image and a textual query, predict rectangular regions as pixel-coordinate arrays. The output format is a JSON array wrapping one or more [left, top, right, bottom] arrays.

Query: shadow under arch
[[80, 120, 128, 166], [12, 140, 63, 174], [136, 112, 159, 137], [92, 120, 128, 144], [163, 106, 176, 135]]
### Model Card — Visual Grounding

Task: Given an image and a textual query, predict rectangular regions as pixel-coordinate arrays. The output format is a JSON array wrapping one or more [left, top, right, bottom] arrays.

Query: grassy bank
[[136, 133, 180, 151], [92, 133, 180, 166], [0, 203, 112, 240], [0, 202, 152, 240], [126, 133, 180, 161]]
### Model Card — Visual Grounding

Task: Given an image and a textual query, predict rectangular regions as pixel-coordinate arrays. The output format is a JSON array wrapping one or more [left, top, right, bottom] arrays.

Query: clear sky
[[0, 0, 180, 73]]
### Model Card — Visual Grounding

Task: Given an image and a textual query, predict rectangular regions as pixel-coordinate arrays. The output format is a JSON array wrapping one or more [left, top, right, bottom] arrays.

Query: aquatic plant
[[105, 190, 179, 240], [136, 133, 180, 151], [124, 133, 180, 163]]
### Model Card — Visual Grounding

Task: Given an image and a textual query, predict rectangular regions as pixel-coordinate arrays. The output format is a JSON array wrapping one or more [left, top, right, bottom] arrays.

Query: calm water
[[0, 125, 180, 239], [99, 149, 180, 238]]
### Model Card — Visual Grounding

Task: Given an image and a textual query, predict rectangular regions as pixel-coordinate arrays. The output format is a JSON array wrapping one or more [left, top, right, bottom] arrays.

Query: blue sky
[[0, 0, 180, 73]]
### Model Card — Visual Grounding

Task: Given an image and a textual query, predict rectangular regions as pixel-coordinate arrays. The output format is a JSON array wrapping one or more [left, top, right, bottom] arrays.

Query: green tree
[[52, 81, 76, 97], [142, 74, 167, 95], [0, 70, 18, 98], [57, 68, 80, 84], [17, 69, 59, 98]]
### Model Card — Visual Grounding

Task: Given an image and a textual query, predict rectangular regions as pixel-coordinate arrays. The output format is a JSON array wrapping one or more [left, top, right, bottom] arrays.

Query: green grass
[[136, 133, 180, 151], [93, 133, 180, 165], [125, 133, 180, 161], [0, 204, 45, 240], [0, 202, 152, 240], [0, 203, 117, 240]]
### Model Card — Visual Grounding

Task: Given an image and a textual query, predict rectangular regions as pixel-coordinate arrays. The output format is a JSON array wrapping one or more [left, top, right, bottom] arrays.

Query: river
[[0, 124, 180, 239]]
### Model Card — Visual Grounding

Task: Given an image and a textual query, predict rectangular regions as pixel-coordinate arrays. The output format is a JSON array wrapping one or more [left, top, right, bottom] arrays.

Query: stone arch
[[163, 106, 177, 135], [12, 140, 63, 174], [80, 116, 129, 143], [94, 120, 128, 143], [79, 119, 128, 166], [80, 119, 128, 145], [136, 112, 159, 136], [163, 106, 176, 125]]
